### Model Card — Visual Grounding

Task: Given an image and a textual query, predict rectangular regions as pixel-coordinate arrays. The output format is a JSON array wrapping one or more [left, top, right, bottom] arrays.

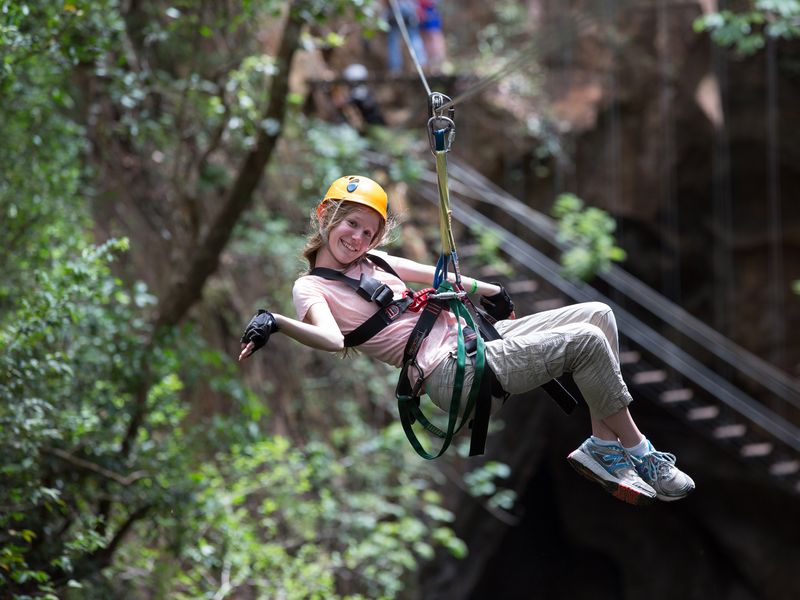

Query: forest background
[[2, 1, 799, 599]]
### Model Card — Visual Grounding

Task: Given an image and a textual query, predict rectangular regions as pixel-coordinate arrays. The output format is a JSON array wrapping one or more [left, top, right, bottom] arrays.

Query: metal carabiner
[[429, 290, 466, 301], [427, 92, 456, 154]]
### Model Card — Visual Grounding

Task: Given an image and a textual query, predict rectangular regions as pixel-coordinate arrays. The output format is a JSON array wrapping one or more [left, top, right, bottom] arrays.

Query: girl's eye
[[347, 220, 357, 227]]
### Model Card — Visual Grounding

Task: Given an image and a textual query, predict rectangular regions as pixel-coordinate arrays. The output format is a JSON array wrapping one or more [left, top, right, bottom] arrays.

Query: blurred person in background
[[383, 0, 427, 74], [417, 0, 448, 74]]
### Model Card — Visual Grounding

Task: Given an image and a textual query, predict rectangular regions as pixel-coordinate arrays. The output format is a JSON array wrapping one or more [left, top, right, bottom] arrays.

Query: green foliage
[[694, 0, 800, 55], [0, 238, 190, 597], [1, 2, 463, 598], [468, 225, 513, 276], [0, 0, 120, 309], [463, 461, 517, 511], [551, 193, 626, 281], [113, 422, 463, 599], [1, 5, 136, 594]]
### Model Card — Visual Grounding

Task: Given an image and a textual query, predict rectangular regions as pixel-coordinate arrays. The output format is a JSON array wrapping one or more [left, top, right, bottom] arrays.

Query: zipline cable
[[389, 0, 611, 114]]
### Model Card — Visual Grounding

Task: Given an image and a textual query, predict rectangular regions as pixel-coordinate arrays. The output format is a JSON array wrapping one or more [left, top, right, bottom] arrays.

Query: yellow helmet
[[317, 175, 388, 221]]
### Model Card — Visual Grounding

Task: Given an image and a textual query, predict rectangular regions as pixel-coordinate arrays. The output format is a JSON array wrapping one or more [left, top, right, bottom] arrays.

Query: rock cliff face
[[452, 0, 800, 375]]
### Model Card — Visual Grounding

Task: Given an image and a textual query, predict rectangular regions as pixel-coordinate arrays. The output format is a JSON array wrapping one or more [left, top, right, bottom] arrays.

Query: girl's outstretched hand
[[238, 341, 256, 362], [238, 309, 278, 361]]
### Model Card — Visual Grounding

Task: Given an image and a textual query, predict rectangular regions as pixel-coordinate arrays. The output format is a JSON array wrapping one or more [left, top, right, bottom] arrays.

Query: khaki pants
[[425, 302, 632, 421]]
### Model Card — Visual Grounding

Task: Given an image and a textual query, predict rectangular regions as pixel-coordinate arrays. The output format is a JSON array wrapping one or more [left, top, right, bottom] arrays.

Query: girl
[[239, 175, 695, 505]]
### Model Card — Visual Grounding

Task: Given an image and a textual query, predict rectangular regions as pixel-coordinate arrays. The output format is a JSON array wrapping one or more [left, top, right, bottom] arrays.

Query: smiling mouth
[[341, 240, 358, 253]]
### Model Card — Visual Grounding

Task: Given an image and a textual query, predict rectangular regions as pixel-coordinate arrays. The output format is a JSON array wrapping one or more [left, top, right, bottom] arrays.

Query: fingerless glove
[[240, 309, 279, 353], [479, 285, 514, 321]]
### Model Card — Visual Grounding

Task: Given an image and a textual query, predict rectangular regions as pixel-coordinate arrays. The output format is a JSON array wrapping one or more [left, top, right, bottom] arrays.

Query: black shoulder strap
[[344, 296, 414, 347], [309, 266, 360, 290], [309, 254, 413, 347], [363, 253, 401, 278], [310, 254, 403, 307], [309, 254, 402, 284]]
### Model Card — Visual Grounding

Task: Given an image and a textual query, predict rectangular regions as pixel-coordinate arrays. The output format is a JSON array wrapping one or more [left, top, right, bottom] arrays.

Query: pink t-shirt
[[292, 252, 460, 378]]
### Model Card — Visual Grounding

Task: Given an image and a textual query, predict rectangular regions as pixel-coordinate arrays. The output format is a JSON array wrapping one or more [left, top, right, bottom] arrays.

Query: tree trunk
[[155, 1, 304, 331]]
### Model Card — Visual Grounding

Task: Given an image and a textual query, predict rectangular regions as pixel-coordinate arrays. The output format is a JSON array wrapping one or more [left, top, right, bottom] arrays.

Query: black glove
[[240, 309, 279, 354], [480, 284, 514, 321]]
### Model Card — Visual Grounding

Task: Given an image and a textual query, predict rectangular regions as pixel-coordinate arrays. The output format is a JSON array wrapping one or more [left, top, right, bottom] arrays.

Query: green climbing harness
[[393, 92, 499, 459]]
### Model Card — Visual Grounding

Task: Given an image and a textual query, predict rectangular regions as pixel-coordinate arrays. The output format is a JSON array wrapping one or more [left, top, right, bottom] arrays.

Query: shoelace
[[634, 451, 678, 481], [591, 444, 633, 474]]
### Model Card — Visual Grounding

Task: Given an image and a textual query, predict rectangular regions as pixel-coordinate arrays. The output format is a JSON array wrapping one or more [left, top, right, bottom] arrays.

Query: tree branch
[[154, 1, 305, 331], [42, 447, 149, 487], [120, 0, 305, 468], [97, 503, 153, 560], [64, 503, 154, 583]]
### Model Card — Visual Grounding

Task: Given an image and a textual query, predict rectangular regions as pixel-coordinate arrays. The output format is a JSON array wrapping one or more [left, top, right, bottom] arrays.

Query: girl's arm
[[239, 302, 344, 361], [381, 254, 503, 296]]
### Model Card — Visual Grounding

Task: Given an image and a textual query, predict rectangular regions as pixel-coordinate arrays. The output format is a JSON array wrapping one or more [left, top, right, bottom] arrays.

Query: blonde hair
[[301, 200, 396, 272]]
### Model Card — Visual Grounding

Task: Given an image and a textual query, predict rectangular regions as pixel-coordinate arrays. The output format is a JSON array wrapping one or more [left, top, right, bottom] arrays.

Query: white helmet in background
[[343, 63, 369, 82]]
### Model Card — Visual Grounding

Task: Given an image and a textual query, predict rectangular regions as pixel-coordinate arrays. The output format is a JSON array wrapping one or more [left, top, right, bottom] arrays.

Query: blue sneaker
[[629, 440, 695, 502], [567, 438, 656, 506]]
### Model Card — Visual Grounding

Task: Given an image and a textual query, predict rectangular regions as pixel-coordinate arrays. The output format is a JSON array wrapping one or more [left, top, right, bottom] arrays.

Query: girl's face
[[319, 205, 383, 269]]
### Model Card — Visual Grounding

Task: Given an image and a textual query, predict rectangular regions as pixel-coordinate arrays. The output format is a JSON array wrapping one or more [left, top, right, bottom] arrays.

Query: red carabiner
[[406, 287, 436, 312]]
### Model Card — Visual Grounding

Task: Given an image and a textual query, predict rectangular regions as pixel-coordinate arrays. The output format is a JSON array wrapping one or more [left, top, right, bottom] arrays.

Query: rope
[[387, 0, 432, 96]]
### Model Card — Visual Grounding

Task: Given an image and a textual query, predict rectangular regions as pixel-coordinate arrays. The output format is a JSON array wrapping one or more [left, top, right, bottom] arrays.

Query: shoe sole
[[655, 486, 695, 502], [567, 451, 656, 506]]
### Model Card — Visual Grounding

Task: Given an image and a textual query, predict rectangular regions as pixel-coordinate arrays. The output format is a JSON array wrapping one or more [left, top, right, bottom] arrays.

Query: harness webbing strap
[[468, 355, 495, 456], [345, 296, 414, 347], [309, 254, 487, 458], [395, 282, 489, 460], [310, 254, 415, 347]]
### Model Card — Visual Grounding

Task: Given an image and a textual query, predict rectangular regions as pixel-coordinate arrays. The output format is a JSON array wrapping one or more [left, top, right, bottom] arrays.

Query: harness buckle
[[402, 358, 427, 396], [371, 284, 394, 307], [356, 274, 394, 308], [428, 91, 454, 122]]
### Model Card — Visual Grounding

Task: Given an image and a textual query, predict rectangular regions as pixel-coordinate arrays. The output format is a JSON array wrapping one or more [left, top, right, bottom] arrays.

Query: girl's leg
[[496, 301, 621, 362], [597, 408, 644, 447], [488, 320, 655, 502], [408, 26, 427, 66], [488, 303, 693, 503], [387, 27, 403, 73], [487, 318, 630, 421]]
